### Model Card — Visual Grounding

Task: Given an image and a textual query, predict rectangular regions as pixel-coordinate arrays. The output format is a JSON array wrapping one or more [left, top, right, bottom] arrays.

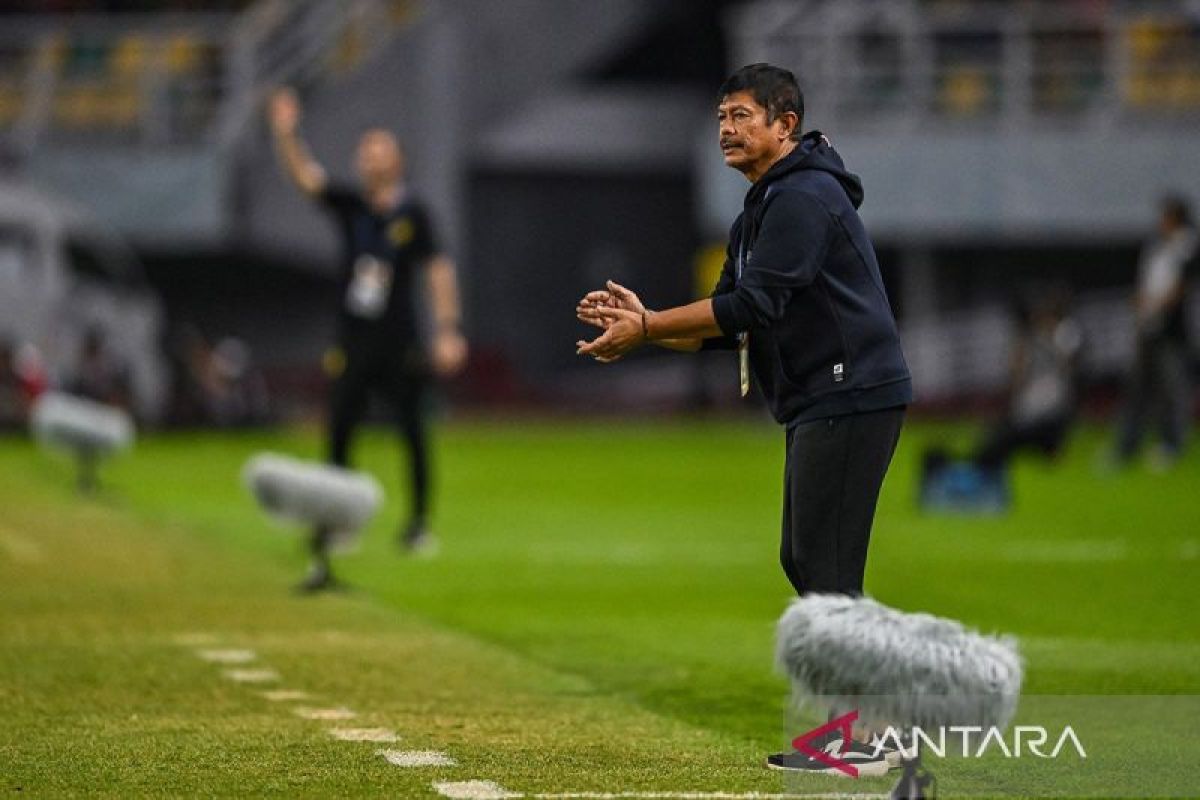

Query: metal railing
[[0, 0, 419, 157], [729, 0, 1200, 131], [0, 14, 234, 154], [219, 0, 421, 146]]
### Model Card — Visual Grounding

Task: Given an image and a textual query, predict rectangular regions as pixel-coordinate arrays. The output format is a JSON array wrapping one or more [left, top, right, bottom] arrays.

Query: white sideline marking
[[261, 689, 311, 702], [379, 749, 457, 767], [223, 668, 280, 683], [328, 727, 400, 743], [434, 780, 521, 799], [294, 706, 356, 721], [0, 530, 43, 564], [196, 648, 257, 664]]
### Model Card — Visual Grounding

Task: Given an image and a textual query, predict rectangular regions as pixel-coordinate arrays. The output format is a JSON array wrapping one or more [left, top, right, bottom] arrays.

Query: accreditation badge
[[345, 254, 393, 319], [736, 246, 750, 397], [738, 332, 750, 397]]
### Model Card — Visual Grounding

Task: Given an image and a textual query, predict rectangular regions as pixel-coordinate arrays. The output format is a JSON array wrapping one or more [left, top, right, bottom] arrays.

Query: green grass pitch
[[1, 418, 1197, 797]]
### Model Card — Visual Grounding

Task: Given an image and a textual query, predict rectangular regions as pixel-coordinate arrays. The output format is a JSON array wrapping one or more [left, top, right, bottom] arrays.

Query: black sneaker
[[767, 729, 839, 773], [294, 562, 341, 594], [766, 750, 825, 772], [766, 737, 891, 778], [400, 521, 439, 556]]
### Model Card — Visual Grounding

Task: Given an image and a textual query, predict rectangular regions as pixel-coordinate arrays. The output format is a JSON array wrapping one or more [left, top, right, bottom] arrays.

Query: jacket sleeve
[[701, 233, 740, 351], [711, 190, 833, 336], [318, 182, 360, 215], [409, 203, 439, 262]]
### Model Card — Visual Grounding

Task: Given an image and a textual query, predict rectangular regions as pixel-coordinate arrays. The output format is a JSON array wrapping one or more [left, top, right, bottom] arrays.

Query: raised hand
[[268, 88, 301, 137]]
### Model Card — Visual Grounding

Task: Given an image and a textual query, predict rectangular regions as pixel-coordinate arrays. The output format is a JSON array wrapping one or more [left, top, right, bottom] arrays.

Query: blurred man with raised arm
[[576, 64, 911, 773], [269, 88, 466, 591]]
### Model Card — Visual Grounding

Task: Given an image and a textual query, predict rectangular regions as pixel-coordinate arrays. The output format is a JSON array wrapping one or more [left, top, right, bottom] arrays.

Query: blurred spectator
[[199, 337, 270, 427], [1111, 195, 1198, 469], [0, 336, 25, 430], [0, 335, 20, 429], [0, 335, 49, 430], [164, 325, 270, 427], [163, 323, 209, 427], [68, 326, 132, 410], [974, 290, 1083, 470], [921, 289, 1083, 512]]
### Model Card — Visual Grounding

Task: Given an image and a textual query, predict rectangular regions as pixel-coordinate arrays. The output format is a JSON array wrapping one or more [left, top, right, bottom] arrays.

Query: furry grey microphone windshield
[[31, 392, 135, 455], [776, 594, 1023, 731], [243, 453, 382, 539]]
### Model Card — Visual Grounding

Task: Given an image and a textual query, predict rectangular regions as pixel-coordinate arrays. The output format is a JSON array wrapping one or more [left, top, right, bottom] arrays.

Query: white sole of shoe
[[765, 759, 891, 778]]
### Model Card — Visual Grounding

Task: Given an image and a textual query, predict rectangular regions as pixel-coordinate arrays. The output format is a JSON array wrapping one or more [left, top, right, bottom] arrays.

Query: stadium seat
[[163, 34, 202, 75], [54, 84, 105, 128], [940, 67, 992, 116], [110, 35, 149, 79], [100, 86, 140, 128], [0, 85, 23, 127]]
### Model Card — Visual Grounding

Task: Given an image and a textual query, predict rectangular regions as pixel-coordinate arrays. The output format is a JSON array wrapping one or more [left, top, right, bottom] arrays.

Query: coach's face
[[718, 91, 794, 181]]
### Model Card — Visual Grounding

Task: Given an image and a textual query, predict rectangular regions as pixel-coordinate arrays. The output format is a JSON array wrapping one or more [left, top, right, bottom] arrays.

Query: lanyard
[[733, 188, 771, 398], [735, 220, 752, 397]]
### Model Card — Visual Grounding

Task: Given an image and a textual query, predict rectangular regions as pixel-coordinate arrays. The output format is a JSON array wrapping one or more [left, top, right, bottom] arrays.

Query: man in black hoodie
[[576, 63, 911, 772]]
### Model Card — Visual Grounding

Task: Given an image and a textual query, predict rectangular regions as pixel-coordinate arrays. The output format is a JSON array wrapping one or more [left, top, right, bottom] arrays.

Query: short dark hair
[[718, 63, 804, 139], [1161, 194, 1193, 227]]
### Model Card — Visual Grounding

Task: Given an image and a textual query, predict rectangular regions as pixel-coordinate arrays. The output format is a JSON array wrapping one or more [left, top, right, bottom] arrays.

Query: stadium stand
[[2, 0, 1197, 410], [714, 0, 1200, 406]]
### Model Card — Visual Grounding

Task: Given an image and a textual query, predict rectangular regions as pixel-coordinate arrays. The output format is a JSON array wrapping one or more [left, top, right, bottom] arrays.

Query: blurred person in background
[[974, 290, 1083, 471], [163, 323, 212, 427], [69, 326, 132, 411], [921, 290, 1083, 512], [0, 336, 27, 430], [199, 337, 270, 427], [268, 87, 467, 592], [1111, 195, 1198, 470]]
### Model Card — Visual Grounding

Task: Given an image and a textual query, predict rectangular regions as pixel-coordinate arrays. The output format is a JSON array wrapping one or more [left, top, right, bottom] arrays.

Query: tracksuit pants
[[780, 407, 905, 596], [327, 347, 430, 524]]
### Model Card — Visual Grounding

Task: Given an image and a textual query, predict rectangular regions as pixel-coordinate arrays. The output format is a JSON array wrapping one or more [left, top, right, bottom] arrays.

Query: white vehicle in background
[[0, 180, 167, 422]]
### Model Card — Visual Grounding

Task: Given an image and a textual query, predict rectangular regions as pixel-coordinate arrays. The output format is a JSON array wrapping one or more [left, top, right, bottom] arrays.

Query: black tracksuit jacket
[[708, 131, 912, 426]]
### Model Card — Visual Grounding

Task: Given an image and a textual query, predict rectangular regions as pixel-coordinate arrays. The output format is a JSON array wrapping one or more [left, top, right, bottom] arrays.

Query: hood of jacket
[[744, 130, 864, 210]]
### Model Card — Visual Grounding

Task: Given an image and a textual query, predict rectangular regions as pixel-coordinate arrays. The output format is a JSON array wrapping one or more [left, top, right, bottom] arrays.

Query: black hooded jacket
[[708, 131, 912, 426]]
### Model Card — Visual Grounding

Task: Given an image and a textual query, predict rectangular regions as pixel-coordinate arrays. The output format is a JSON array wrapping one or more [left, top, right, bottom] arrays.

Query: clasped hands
[[575, 280, 649, 363]]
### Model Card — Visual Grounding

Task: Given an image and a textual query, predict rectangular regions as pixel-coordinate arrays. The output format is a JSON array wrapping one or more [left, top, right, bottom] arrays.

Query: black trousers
[[973, 412, 1070, 470], [327, 345, 430, 523], [780, 407, 905, 597], [1116, 336, 1191, 460]]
